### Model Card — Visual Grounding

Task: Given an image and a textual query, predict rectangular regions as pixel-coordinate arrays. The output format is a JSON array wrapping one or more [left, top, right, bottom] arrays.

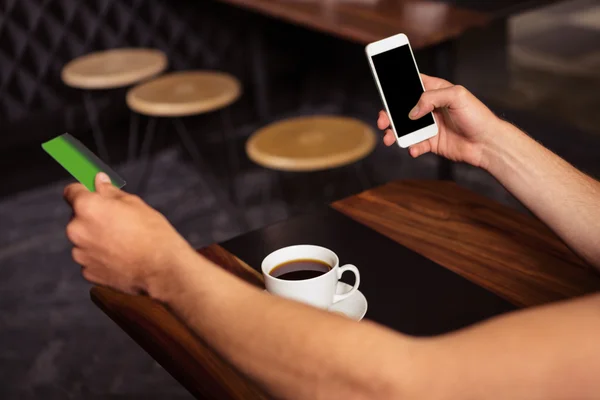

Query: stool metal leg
[[173, 118, 248, 231], [299, 67, 319, 112], [135, 118, 158, 195], [260, 172, 270, 221], [83, 92, 110, 163], [322, 169, 336, 203], [219, 108, 241, 204], [274, 170, 287, 205], [259, 168, 290, 220], [434, 40, 457, 181], [252, 29, 270, 121], [438, 158, 454, 181], [65, 106, 76, 133], [128, 112, 140, 162], [354, 161, 371, 192]]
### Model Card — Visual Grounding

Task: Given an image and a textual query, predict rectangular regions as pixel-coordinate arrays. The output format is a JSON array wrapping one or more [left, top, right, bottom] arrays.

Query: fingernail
[[97, 172, 111, 183], [409, 106, 419, 119]]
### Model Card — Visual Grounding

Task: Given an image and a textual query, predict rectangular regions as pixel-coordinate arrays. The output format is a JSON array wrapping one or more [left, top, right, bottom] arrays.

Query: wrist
[[479, 118, 524, 173], [144, 242, 206, 303]]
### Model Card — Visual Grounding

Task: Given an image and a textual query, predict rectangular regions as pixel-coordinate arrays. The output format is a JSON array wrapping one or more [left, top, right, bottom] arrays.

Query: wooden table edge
[[213, 0, 491, 48]]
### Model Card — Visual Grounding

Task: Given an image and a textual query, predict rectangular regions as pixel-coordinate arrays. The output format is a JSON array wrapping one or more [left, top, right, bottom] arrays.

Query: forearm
[[482, 121, 600, 267], [149, 250, 420, 400], [150, 250, 600, 400], [421, 293, 600, 400]]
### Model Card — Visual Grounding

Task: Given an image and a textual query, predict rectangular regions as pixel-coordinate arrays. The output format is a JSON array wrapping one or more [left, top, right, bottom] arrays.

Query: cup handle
[[333, 264, 360, 304]]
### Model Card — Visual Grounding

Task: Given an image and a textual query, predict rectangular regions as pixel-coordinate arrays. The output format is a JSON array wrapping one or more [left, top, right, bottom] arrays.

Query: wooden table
[[213, 0, 561, 47], [91, 180, 600, 399], [214, 0, 490, 49]]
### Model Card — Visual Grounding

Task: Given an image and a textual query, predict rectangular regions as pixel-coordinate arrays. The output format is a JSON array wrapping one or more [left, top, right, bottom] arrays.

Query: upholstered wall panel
[[0, 0, 250, 147]]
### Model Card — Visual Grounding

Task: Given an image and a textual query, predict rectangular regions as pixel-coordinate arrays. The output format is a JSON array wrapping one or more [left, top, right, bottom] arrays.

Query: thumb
[[409, 85, 468, 120], [94, 172, 121, 197]]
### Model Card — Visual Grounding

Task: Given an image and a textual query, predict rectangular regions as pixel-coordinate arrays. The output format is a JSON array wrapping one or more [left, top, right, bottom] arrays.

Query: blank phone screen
[[372, 45, 434, 137]]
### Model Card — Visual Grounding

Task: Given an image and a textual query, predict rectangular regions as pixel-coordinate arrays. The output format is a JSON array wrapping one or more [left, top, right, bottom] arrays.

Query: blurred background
[[0, 0, 599, 398]]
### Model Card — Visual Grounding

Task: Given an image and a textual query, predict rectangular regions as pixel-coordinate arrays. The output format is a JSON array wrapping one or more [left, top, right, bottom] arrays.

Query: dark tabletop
[[222, 207, 515, 336]]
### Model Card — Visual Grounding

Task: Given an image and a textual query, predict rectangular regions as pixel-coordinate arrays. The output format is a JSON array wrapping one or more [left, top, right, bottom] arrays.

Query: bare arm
[[151, 250, 417, 400], [153, 248, 600, 400], [420, 291, 600, 400], [481, 121, 600, 267], [380, 74, 600, 268]]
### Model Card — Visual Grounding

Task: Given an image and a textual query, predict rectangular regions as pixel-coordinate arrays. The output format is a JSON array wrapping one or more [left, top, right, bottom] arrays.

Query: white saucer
[[263, 282, 368, 321], [329, 282, 368, 321]]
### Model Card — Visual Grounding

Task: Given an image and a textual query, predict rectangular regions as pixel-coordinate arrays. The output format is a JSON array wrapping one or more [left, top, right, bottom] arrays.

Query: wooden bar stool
[[126, 70, 246, 229], [246, 116, 376, 210], [61, 48, 167, 162]]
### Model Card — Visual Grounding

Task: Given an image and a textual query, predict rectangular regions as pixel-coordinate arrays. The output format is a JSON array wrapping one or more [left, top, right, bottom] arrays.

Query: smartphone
[[366, 33, 438, 148]]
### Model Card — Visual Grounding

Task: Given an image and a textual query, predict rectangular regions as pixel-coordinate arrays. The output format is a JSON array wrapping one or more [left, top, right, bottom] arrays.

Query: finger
[[408, 141, 432, 158], [94, 173, 125, 199], [81, 266, 101, 285], [377, 110, 390, 130], [383, 130, 396, 146], [66, 220, 88, 247], [72, 247, 88, 266], [409, 85, 468, 120], [420, 74, 453, 90], [64, 183, 89, 206]]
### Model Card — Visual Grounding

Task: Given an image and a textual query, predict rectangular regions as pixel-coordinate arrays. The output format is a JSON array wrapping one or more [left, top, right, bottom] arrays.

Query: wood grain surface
[[214, 0, 490, 48], [246, 116, 376, 172], [333, 180, 600, 307], [90, 245, 268, 400], [91, 179, 600, 399], [126, 71, 242, 117], [61, 48, 168, 90]]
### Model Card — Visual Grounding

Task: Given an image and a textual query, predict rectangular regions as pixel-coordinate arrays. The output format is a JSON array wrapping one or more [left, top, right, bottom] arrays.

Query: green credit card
[[42, 133, 126, 192]]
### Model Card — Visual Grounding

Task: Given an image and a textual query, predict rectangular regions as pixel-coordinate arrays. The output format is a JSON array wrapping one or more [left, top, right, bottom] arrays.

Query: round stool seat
[[126, 71, 241, 117], [61, 48, 167, 90], [246, 116, 376, 172]]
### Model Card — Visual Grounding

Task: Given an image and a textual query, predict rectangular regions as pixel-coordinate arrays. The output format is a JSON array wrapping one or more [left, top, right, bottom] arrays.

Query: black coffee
[[270, 259, 332, 281]]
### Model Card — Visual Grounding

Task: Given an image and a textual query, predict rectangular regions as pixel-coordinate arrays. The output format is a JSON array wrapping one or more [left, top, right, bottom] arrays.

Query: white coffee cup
[[261, 245, 360, 309]]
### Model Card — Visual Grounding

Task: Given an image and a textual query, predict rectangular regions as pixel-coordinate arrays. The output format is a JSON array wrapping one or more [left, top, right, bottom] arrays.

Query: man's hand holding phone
[[378, 74, 502, 170]]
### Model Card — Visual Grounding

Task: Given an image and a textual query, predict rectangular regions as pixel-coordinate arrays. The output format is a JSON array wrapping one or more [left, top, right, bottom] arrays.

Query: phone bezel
[[365, 33, 438, 148]]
